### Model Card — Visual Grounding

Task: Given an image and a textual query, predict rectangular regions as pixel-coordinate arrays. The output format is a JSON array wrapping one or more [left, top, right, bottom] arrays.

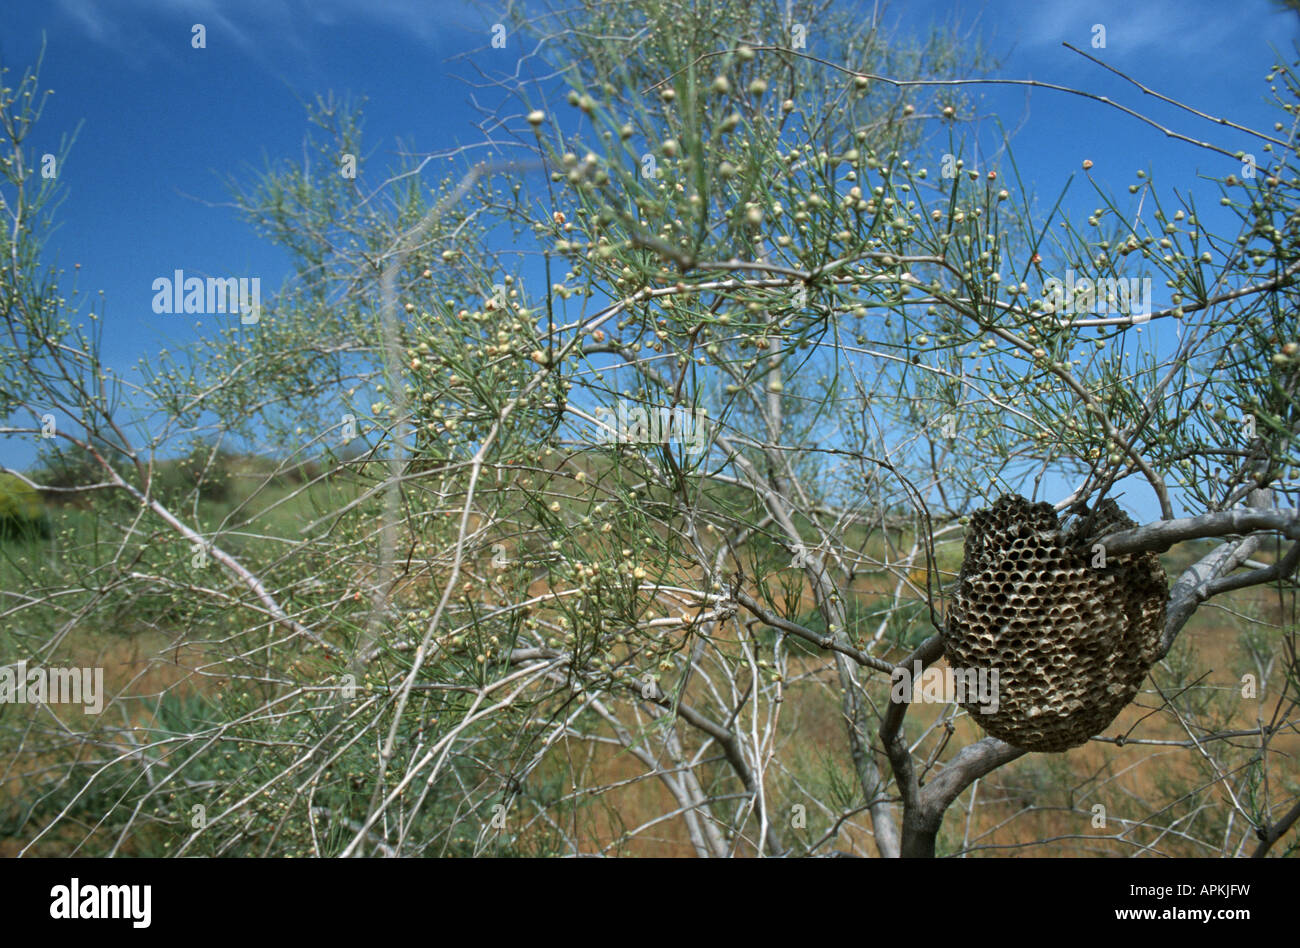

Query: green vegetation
[[2, 1, 1298, 858]]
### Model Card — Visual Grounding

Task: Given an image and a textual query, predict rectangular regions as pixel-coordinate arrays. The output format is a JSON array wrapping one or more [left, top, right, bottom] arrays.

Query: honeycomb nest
[[943, 494, 1167, 752]]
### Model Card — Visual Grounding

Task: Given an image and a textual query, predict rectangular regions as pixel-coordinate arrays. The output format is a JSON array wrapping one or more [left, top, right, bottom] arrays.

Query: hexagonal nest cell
[[943, 494, 1168, 752]]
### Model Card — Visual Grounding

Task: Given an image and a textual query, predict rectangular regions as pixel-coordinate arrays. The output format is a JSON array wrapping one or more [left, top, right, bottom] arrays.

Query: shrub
[[0, 473, 51, 541]]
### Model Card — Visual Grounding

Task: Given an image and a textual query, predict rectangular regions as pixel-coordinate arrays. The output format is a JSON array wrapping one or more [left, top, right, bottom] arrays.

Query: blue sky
[[1, 0, 1297, 516]]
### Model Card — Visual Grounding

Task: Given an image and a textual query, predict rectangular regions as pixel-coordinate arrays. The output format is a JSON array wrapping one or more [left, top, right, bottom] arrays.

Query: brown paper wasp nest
[[944, 494, 1168, 752]]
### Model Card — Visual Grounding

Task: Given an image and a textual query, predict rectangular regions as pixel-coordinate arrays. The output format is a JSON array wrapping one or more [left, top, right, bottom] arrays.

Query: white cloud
[[53, 0, 482, 65], [1011, 0, 1283, 60]]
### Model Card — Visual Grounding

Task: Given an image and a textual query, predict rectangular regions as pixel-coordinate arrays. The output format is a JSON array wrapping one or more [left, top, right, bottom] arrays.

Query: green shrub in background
[[0, 473, 51, 541], [150, 445, 234, 505]]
